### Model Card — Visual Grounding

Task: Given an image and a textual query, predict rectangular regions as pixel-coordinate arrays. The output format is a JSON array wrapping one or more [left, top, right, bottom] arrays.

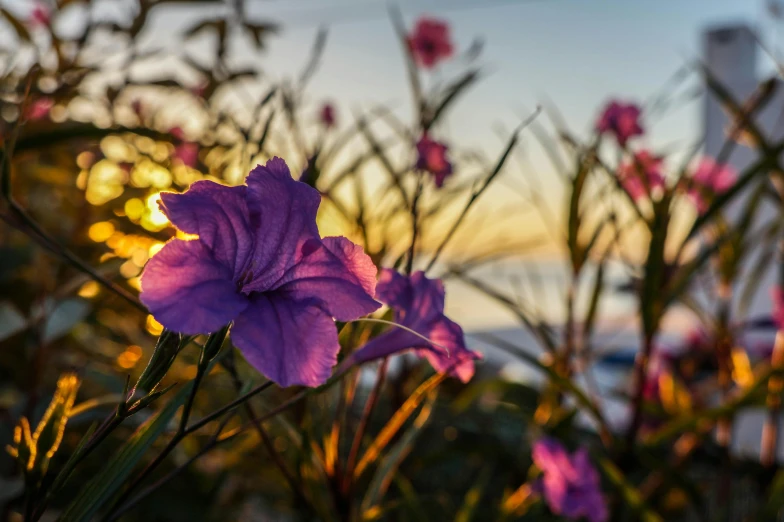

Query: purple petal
[[376, 268, 415, 311], [231, 293, 340, 387], [242, 157, 322, 292], [416, 316, 480, 383], [140, 239, 248, 335], [407, 271, 446, 325], [158, 181, 254, 276], [275, 236, 380, 321]]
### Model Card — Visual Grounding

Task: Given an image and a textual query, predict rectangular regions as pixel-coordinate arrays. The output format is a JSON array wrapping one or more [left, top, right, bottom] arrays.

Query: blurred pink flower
[[596, 100, 644, 147], [29, 3, 50, 27], [617, 150, 665, 201], [407, 17, 454, 69], [173, 142, 199, 167], [320, 103, 336, 128], [191, 82, 207, 99], [416, 135, 453, 187], [170, 126, 185, 140], [25, 97, 53, 121], [772, 287, 784, 330], [131, 99, 144, 118], [687, 157, 737, 213]]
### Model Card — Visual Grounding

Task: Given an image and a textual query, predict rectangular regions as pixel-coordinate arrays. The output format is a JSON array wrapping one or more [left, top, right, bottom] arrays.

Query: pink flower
[[617, 150, 665, 201], [596, 100, 644, 147], [29, 3, 50, 27], [191, 82, 207, 99], [416, 135, 453, 187], [320, 103, 336, 128], [407, 17, 454, 69], [772, 287, 784, 330], [169, 126, 185, 140], [173, 142, 199, 167], [687, 157, 737, 213], [25, 97, 53, 121], [131, 99, 144, 118]]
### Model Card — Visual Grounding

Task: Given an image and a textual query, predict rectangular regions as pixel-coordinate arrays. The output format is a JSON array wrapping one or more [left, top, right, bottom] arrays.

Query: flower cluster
[[141, 157, 477, 387]]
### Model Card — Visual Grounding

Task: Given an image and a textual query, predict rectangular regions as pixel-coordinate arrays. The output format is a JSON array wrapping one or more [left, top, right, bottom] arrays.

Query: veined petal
[[376, 268, 415, 313], [243, 157, 322, 292], [232, 293, 340, 387], [158, 181, 254, 276], [416, 316, 480, 383], [408, 271, 446, 323], [140, 239, 248, 335], [275, 236, 380, 321]]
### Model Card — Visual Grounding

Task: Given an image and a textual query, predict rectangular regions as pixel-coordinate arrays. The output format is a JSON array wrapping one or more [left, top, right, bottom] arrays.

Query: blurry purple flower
[[407, 17, 454, 69], [687, 157, 737, 213], [617, 150, 665, 201], [29, 2, 50, 27], [596, 100, 644, 147], [25, 97, 53, 121], [173, 142, 199, 168], [140, 157, 381, 387], [320, 103, 336, 128], [346, 269, 481, 382], [531, 438, 608, 522], [416, 135, 453, 187], [772, 287, 784, 330]]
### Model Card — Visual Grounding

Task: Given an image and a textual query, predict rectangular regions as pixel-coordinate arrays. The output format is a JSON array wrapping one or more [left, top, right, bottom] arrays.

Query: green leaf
[[354, 372, 446, 479], [360, 391, 436, 516], [596, 456, 664, 522], [59, 384, 190, 521]]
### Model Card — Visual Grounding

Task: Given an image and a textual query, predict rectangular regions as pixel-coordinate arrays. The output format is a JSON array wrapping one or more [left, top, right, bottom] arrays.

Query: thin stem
[[406, 174, 424, 274], [624, 332, 656, 456], [341, 358, 389, 495]]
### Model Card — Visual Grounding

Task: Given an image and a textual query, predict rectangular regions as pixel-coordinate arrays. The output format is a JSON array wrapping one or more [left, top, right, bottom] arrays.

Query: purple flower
[[346, 269, 481, 382], [407, 17, 454, 69], [140, 157, 381, 387], [532, 438, 608, 522], [596, 100, 644, 147], [416, 135, 453, 187]]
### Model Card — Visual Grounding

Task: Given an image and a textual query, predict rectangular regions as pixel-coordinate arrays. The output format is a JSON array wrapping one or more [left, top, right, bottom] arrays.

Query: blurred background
[[4, 0, 784, 520]]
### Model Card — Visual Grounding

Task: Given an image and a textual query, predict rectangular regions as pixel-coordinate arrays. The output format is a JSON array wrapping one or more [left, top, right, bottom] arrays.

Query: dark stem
[[624, 332, 656, 456], [341, 358, 389, 496]]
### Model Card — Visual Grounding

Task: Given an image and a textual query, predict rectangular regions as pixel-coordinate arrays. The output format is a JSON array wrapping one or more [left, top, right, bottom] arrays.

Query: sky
[[238, 0, 774, 255]]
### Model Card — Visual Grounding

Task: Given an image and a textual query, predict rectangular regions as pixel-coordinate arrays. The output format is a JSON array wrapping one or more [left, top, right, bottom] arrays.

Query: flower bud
[[132, 329, 182, 397]]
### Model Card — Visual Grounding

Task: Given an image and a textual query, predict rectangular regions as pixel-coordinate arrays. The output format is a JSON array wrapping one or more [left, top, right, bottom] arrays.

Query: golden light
[[175, 230, 199, 240], [124, 198, 145, 221], [76, 151, 95, 169], [86, 160, 126, 206], [145, 315, 163, 335], [116, 344, 143, 369], [87, 221, 115, 243], [77, 281, 100, 298], [120, 260, 141, 279], [131, 159, 172, 189], [127, 277, 141, 291], [148, 242, 165, 257], [141, 192, 170, 231]]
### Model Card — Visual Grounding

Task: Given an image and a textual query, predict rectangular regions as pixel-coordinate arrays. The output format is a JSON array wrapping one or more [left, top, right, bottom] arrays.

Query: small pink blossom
[[29, 3, 50, 28], [617, 150, 665, 201], [131, 99, 144, 118], [416, 135, 453, 187], [407, 17, 454, 69], [191, 82, 208, 99], [25, 97, 53, 121], [596, 100, 644, 147], [320, 103, 336, 128], [772, 287, 784, 330], [687, 157, 737, 213], [173, 142, 199, 168], [169, 126, 185, 140]]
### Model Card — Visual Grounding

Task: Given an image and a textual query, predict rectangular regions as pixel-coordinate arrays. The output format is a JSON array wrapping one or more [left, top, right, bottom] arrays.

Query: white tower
[[702, 23, 782, 324]]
